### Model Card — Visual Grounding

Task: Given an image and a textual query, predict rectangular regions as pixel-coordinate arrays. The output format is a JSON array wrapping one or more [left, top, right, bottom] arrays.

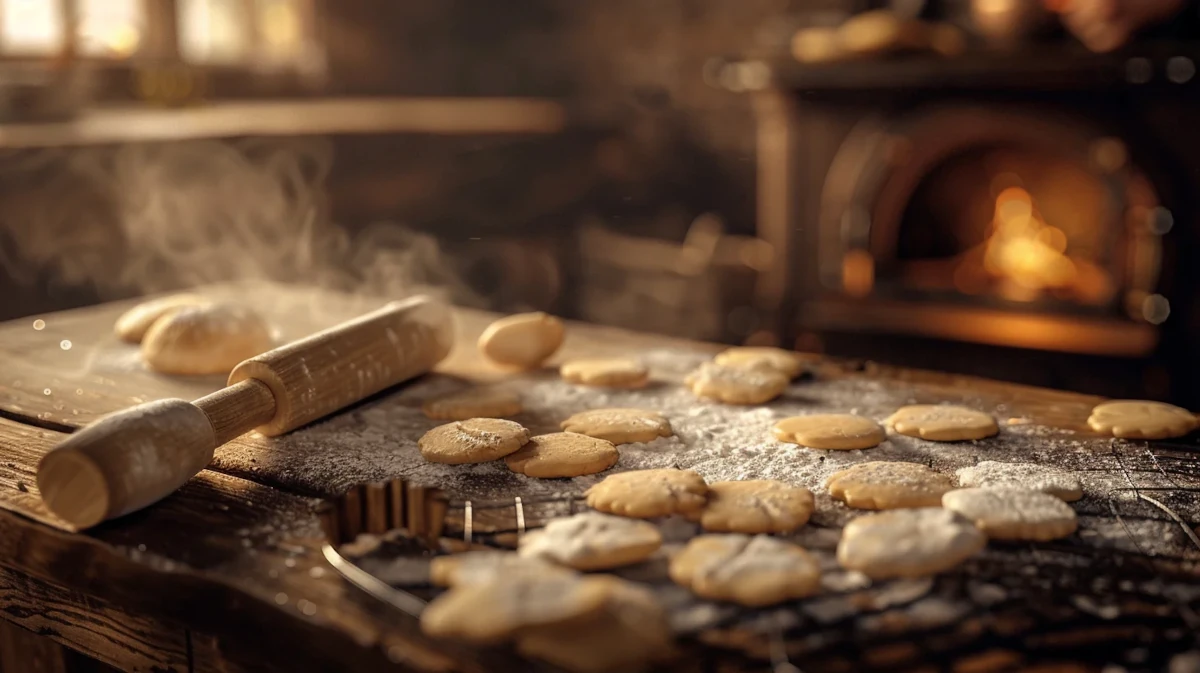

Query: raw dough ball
[[560, 408, 672, 445], [685, 362, 789, 405], [421, 387, 522, 421], [956, 461, 1083, 502], [418, 418, 529, 465], [887, 405, 999, 442], [714, 346, 808, 379], [837, 508, 986, 580], [792, 26, 844, 64], [669, 534, 821, 607], [430, 551, 576, 587], [689, 480, 814, 534], [141, 303, 274, 375], [519, 511, 662, 570], [1087, 400, 1197, 440], [773, 414, 885, 450], [114, 293, 209, 343], [560, 359, 649, 389], [504, 432, 619, 478], [585, 468, 709, 519], [942, 488, 1078, 541], [516, 576, 670, 673], [477, 312, 564, 369], [838, 10, 927, 56], [420, 574, 608, 644], [827, 461, 955, 510]]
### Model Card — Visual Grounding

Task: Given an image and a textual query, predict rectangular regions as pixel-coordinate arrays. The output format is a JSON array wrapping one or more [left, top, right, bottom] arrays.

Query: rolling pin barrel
[[37, 295, 455, 529]]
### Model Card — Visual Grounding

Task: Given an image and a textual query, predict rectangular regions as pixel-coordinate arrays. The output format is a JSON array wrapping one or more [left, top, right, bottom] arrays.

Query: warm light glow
[[842, 249, 875, 298], [1, 0, 64, 54], [258, 0, 303, 59], [78, 0, 143, 57], [178, 0, 250, 64]]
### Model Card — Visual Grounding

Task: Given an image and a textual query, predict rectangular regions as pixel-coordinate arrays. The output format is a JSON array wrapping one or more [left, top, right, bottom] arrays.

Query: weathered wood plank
[[0, 619, 68, 673]]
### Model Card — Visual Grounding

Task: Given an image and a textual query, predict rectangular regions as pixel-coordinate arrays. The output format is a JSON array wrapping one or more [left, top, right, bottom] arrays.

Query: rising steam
[[0, 138, 475, 306]]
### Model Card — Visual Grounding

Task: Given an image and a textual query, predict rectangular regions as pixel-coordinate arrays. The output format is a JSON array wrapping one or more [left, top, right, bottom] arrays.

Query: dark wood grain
[[0, 619, 67, 673]]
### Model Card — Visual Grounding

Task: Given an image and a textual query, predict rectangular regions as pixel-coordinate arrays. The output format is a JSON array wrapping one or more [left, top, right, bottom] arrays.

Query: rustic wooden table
[[0, 285, 1195, 673]]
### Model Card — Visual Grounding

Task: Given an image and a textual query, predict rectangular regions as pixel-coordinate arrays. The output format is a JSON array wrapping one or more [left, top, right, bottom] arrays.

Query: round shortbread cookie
[[418, 418, 530, 465], [516, 576, 671, 673], [827, 461, 955, 510], [504, 432, 619, 478], [477, 312, 564, 369], [837, 508, 986, 580], [772, 414, 885, 450], [141, 303, 274, 375], [685, 362, 789, 405], [429, 551, 577, 587], [419, 574, 608, 644], [942, 488, 1078, 541], [560, 408, 672, 445], [114, 293, 209, 343], [421, 387, 522, 421], [713, 346, 808, 379], [887, 405, 999, 442], [1087, 400, 1197, 440], [560, 359, 649, 389], [669, 534, 821, 607], [689, 480, 814, 534], [585, 468, 709, 519], [519, 511, 662, 571], [956, 461, 1083, 502]]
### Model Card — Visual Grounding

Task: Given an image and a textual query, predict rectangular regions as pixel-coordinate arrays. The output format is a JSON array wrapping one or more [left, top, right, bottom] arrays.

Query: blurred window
[[1, 0, 65, 55], [78, 0, 143, 58]]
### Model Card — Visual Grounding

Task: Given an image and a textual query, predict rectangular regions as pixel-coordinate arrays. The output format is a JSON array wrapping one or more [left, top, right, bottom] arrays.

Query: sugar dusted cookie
[[560, 359, 649, 389], [115, 293, 209, 343], [504, 432, 619, 478], [956, 461, 1082, 502], [586, 468, 708, 519], [1087, 400, 1197, 440], [422, 387, 522, 421], [837, 508, 985, 580], [942, 488, 1078, 541], [887, 405, 999, 441], [773, 414, 885, 450], [827, 461, 954, 510], [669, 534, 820, 607], [418, 418, 529, 465], [561, 408, 672, 445], [685, 362, 788, 405], [420, 574, 608, 644], [714, 346, 808, 379], [519, 512, 662, 570], [430, 550, 576, 587], [478, 312, 564, 369], [689, 480, 814, 534], [516, 576, 671, 673]]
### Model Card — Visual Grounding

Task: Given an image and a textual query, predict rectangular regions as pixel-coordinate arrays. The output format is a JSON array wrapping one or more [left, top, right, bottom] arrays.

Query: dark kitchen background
[[1, 0, 1199, 407]]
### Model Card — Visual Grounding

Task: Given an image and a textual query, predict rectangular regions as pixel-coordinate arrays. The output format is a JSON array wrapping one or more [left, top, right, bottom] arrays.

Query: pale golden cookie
[[560, 408, 672, 445], [837, 508, 986, 580], [516, 576, 671, 673], [689, 480, 814, 534], [791, 26, 844, 64], [560, 359, 649, 389], [827, 461, 955, 510], [418, 418, 529, 465], [669, 534, 820, 607], [141, 303, 274, 375], [685, 362, 788, 405], [419, 574, 608, 644], [838, 10, 927, 56], [955, 461, 1082, 502], [585, 468, 709, 519], [1087, 400, 1197, 440], [772, 414, 885, 450], [887, 405, 999, 441], [114, 293, 209, 343], [504, 432, 619, 478], [942, 488, 1078, 542], [477, 312, 564, 369], [429, 551, 576, 587], [713, 346, 808, 379], [421, 387, 522, 421], [519, 512, 661, 571]]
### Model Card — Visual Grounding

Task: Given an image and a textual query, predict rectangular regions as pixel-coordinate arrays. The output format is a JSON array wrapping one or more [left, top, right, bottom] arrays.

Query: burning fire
[[982, 187, 1076, 293]]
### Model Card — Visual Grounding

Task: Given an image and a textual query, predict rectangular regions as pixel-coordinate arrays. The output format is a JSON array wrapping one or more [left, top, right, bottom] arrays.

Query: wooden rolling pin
[[36, 295, 455, 529]]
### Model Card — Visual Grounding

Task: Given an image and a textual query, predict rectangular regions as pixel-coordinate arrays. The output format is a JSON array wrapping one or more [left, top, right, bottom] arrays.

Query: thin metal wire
[[1137, 492, 1200, 552]]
